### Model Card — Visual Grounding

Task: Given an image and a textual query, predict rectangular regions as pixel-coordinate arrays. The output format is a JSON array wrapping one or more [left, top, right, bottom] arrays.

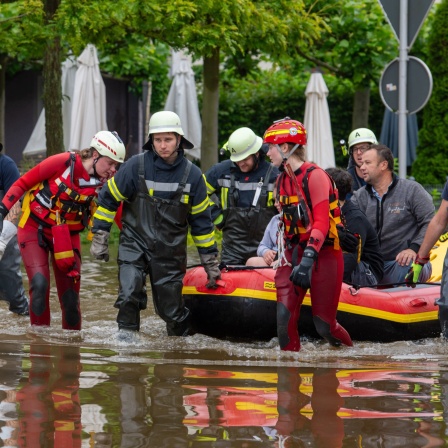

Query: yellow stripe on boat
[[183, 285, 438, 325], [302, 296, 438, 324]]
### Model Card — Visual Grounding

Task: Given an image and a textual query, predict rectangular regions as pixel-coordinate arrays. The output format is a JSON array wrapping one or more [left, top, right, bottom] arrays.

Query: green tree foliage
[[293, 0, 397, 129], [411, 0, 448, 184], [0, 0, 172, 152], [0, 0, 45, 146], [54, 0, 328, 170]]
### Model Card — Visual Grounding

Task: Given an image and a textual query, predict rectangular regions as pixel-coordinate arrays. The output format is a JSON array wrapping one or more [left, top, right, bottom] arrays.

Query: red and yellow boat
[[183, 235, 448, 342], [182, 266, 441, 342]]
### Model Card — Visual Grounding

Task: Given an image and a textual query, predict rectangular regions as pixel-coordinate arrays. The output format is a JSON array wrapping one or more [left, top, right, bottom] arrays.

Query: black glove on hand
[[0, 203, 8, 234], [200, 253, 221, 289], [90, 230, 110, 262], [290, 247, 318, 290]]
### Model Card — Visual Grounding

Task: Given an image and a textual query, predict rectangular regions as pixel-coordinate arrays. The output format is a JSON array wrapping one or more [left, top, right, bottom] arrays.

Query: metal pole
[[398, 0, 408, 179]]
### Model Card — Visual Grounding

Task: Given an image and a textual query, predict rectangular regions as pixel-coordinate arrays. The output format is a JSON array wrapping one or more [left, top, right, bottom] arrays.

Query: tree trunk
[[43, 0, 63, 157], [200, 48, 220, 172], [352, 87, 370, 129], [0, 55, 6, 152]]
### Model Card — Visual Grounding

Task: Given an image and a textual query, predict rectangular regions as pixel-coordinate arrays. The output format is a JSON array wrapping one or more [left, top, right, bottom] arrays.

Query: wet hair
[[286, 142, 305, 161], [368, 144, 394, 171], [326, 167, 353, 201], [78, 148, 95, 160]]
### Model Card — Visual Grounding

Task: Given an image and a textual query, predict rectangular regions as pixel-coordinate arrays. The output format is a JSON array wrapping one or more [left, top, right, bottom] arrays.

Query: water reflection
[[17, 344, 82, 447], [150, 364, 444, 447], [0, 339, 446, 447], [0, 245, 448, 446]]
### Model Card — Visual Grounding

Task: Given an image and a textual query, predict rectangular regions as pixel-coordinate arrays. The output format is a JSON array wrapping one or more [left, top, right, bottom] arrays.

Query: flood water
[[1, 243, 448, 447]]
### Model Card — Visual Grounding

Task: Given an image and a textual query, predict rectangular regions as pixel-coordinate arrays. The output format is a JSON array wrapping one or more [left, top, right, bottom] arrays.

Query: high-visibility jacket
[[2, 152, 100, 233]]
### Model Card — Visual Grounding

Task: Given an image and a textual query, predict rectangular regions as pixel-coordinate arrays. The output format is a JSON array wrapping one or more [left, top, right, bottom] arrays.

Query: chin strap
[[275, 143, 300, 166], [92, 157, 101, 178]]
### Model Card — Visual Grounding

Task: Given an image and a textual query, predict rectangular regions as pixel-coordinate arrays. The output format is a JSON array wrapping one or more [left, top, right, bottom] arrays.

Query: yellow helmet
[[348, 128, 378, 149], [227, 127, 262, 162]]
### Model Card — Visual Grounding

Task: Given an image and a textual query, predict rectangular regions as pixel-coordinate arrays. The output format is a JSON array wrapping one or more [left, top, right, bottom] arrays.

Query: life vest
[[278, 163, 342, 249], [19, 153, 99, 232]]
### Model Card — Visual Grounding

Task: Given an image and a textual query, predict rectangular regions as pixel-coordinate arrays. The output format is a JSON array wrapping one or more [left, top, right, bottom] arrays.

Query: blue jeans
[[381, 260, 432, 286]]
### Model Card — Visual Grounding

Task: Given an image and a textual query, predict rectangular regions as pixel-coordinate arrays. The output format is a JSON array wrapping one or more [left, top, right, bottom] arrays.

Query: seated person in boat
[[204, 127, 279, 265], [326, 167, 384, 286], [246, 188, 282, 267], [351, 144, 434, 285]]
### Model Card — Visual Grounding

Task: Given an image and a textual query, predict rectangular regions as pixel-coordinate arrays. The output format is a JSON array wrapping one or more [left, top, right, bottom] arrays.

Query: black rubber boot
[[117, 302, 140, 332]]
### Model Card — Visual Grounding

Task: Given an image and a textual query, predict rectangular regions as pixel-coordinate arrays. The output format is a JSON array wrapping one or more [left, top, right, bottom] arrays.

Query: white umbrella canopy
[[69, 44, 108, 151], [303, 71, 335, 169], [23, 56, 78, 155], [164, 50, 202, 160]]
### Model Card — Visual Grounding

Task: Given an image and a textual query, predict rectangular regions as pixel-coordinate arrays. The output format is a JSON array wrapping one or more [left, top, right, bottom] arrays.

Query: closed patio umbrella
[[303, 71, 335, 169], [69, 44, 108, 151], [23, 56, 78, 155], [164, 50, 201, 160]]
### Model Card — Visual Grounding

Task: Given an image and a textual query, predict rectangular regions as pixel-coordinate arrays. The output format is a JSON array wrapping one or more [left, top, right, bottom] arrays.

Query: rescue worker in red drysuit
[[0, 131, 125, 330], [264, 117, 353, 351]]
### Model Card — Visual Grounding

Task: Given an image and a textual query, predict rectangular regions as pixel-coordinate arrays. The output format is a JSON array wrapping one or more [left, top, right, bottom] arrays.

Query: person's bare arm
[[418, 198, 448, 258], [4, 201, 21, 226]]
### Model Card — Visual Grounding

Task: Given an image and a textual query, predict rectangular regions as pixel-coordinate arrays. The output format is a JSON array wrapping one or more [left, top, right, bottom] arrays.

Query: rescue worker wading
[[90, 111, 220, 337], [0, 131, 125, 330], [264, 117, 353, 352], [204, 127, 279, 265]]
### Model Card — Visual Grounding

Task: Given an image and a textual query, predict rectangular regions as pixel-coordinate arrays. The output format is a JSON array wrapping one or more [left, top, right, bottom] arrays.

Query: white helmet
[[228, 127, 262, 162], [90, 131, 125, 163], [146, 111, 194, 149], [348, 128, 378, 149]]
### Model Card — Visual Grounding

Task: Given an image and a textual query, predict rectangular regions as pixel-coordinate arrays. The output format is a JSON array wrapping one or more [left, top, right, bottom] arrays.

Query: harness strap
[[300, 165, 342, 249], [253, 163, 274, 211]]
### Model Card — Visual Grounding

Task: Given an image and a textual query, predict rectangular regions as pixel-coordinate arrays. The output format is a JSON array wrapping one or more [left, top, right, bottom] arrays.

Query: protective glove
[[200, 253, 221, 289], [290, 247, 318, 290], [0, 203, 8, 234], [405, 254, 430, 287], [90, 230, 110, 262]]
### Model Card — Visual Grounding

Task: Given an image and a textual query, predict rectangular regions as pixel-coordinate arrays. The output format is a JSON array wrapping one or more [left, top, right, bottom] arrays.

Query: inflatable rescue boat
[[182, 266, 441, 342], [183, 234, 448, 342]]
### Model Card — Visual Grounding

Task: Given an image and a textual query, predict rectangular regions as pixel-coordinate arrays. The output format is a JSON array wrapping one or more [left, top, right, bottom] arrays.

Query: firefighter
[[0, 131, 125, 330], [90, 111, 220, 338], [204, 127, 279, 265]]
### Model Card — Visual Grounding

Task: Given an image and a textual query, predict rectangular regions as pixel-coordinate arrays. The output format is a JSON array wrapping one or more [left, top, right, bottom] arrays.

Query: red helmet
[[263, 117, 307, 146]]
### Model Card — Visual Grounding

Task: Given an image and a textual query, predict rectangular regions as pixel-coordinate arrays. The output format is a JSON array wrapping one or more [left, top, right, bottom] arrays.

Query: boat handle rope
[[348, 281, 442, 296], [185, 265, 443, 288], [187, 262, 274, 271]]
